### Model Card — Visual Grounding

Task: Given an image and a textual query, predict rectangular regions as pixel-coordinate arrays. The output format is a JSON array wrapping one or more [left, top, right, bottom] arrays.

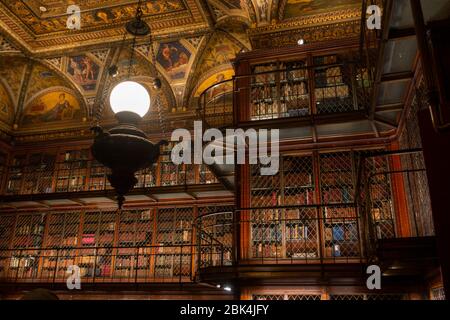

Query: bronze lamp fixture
[[91, 2, 166, 209]]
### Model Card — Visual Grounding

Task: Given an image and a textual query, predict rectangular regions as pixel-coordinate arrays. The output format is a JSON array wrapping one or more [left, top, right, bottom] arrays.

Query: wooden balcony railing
[[197, 61, 372, 129], [355, 149, 435, 259], [0, 160, 218, 196], [0, 244, 212, 285], [195, 203, 365, 268]]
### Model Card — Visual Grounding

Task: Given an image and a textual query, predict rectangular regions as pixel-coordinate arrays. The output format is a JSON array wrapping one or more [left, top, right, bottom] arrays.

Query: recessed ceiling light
[[39, 6, 47, 12], [224, 286, 232, 292], [298, 39, 305, 45]]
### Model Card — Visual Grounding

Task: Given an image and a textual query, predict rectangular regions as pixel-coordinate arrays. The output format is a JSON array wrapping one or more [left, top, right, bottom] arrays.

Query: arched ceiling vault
[[0, 0, 363, 138]]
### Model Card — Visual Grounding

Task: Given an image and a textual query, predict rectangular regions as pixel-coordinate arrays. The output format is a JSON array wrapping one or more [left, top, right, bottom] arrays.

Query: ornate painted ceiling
[[0, 0, 362, 141]]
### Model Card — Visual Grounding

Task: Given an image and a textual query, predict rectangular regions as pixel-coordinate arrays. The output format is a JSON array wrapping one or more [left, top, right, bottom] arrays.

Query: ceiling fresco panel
[[157, 41, 192, 81], [21, 88, 83, 126], [66, 54, 101, 92], [0, 0, 209, 52], [3, 0, 187, 35]]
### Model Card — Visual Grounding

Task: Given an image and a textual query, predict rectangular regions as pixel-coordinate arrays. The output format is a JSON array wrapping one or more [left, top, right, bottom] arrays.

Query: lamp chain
[[93, 0, 167, 135]]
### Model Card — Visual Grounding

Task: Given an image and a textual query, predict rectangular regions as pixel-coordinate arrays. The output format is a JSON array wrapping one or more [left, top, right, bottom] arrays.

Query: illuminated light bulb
[[109, 81, 150, 117]]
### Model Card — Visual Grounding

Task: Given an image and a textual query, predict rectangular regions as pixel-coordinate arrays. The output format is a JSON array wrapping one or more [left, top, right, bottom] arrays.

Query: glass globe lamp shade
[[109, 81, 150, 117]]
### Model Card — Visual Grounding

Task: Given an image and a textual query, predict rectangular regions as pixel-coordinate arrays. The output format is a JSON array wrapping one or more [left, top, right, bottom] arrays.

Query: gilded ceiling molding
[[243, 0, 258, 24], [12, 59, 34, 127], [90, 49, 111, 65], [186, 36, 204, 50], [270, 0, 280, 23], [208, 0, 251, 26], [249, 19, 361, 49], [278, 0, 287, 22], [0, 34, 19, 53], [248, 7, 361, 35], [44, 57, 64, 71], [89, 47, 116, 121], [183, 34, 211, 107], [12, 127, 92, 144], [0, 54, 28, 108], [0, 0, 210, 53]]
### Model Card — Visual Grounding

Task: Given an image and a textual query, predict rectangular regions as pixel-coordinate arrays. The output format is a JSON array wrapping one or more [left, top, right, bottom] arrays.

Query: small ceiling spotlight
[[223, 286, 232, 292], [298, 38, 305, 45], [39, 6, 47, 12], [108, 65, 119, 77], [153, 77, 162, 90], [216, 284, 221, 289]]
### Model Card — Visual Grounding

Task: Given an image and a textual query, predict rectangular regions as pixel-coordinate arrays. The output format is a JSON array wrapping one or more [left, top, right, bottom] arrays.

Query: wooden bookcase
[[313, 54, 353, 114], [6, 154, 28, 194], [41, 212, 81, 278], [246, 151, 372, 260], [233, 43, 369, 124], [319, 152, 359, 258], [0, 214, 15, 277], [1, 142, 219, 196], [155, 207, 193, 278], [0, 151, 8, 194], [250, 59, 310, 120], [250, 155, 317, 259], [55, 148, 89, 193], [115, 209, 154, 279], [365, 155, 395, 239]]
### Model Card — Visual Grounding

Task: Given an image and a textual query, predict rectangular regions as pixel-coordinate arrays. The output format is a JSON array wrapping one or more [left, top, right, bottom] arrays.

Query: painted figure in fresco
[[161, 44, 178, 70], [82, 57, 95, 81], [157, 42, 191, 79], [42, 93, 74, 121], [70, 58, 84, 83], [68, 56, 99, 90], [177, 52, 189, 67], [257, 0, 269, 21]]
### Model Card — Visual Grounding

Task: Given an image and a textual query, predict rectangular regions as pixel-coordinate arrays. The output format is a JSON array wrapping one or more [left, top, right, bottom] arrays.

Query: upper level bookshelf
[[0, 143, 218, 196], [232, 44, 370, 124], [247, 150, 384, 260]]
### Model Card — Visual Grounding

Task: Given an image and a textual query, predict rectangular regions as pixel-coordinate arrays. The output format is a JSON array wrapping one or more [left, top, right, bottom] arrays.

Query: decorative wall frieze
[[250, 19, 361, 49], [249, 7, 361, 35]]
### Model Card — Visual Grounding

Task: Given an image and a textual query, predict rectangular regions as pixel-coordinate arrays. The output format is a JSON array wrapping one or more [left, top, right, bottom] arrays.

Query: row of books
[[371, 203, 393, 221], [324, 223, 358, 242], [288, 252, 318, 259], [252, 226, 282, 242], [315, 85, 349, 99], [286, 224, 309, 240], [253, 243, 283, 258], [322, 188, 353, 204], [284, 191, 315, 205], [15, 224, 44, 236], [314, 55, 339, 65], [46, 236, 78, 247]]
